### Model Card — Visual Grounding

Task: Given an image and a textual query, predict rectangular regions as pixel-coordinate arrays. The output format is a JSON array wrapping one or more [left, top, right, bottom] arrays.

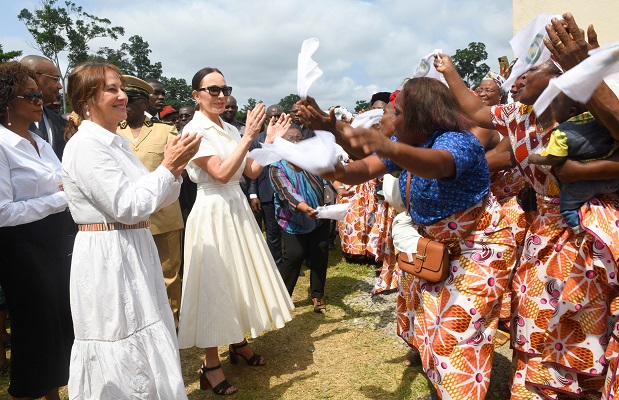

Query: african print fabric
[[397, 196, 516, 400], [338, 179, 379, 257], [367, 197, 399, 295], [491, 103, 619, 399]]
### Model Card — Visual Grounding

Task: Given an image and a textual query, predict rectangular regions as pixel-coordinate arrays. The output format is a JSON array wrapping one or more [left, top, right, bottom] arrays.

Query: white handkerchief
[[351, 109, 383, 129], [247, 130, 339, 175], [315, 203, 348, 220], [391, 212, 421, 254], [502, 14, 558, 93], [413, 49, 447, 85], [534, 42, 619, 114], [297, 38, 323, 100]]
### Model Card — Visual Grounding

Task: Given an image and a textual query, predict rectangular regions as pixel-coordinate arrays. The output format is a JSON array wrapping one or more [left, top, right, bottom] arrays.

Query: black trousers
[[280, 222, 329, 299], [260, 201, 283, 269]]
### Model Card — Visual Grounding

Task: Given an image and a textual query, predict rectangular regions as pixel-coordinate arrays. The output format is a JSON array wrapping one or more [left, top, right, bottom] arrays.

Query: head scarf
[[482, 71, 507, 94]]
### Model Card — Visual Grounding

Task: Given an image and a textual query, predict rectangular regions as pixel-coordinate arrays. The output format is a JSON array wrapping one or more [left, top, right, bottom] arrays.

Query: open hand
[[544, 12, 599, 71], [265, 113, 292, 144], [297, 96, 337, 133], [244, 103, 267, 139]]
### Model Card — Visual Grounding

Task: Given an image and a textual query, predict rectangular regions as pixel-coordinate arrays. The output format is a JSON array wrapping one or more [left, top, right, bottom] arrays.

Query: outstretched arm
[[545, 13, 619, 139], [434, 53, 495, 129]]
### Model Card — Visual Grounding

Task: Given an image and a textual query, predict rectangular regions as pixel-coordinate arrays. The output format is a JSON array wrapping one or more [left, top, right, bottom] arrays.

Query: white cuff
[[249, 194, 258, 199]]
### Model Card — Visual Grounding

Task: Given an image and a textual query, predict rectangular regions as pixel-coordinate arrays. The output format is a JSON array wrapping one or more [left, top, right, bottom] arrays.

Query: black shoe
[[199, 363, 237, 395]]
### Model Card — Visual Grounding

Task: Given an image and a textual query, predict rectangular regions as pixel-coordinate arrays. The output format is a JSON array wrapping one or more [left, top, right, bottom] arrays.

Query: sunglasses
[[197, 85, 232, 96], [16, 91, 44, 104], [178, 113, 193, 119]]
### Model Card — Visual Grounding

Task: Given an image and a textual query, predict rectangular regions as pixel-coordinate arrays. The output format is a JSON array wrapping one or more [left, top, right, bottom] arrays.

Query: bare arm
[[323, 154, 388, 186], [528, 154, 565, 166], [193, 104, 266, 183], [486, 137, 516, 173], [434, 53, 495, 129], [554, 152, 619, 183]]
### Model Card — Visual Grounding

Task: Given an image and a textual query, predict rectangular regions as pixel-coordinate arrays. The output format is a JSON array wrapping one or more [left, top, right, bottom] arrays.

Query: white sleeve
[[67, 138, 180, 225], [0, 148, 67, 227]]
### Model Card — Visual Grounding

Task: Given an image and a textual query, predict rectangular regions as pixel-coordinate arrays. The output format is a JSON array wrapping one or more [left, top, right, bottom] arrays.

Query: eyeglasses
[[16, 91, 44, 104], [36, 72, 62, 83], [197, 85, 232, 96], [178, 113, 193, 120], [475, 88, 497, 95]]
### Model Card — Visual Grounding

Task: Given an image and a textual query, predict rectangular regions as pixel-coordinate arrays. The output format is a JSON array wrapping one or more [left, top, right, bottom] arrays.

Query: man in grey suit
[[20, 55, 67, 160]]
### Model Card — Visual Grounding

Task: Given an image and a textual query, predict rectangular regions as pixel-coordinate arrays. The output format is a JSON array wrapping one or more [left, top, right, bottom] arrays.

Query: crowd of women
[[1, 10, 619, 400]]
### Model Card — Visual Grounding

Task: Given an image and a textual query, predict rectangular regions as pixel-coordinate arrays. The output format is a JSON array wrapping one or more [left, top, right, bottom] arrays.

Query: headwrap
[[482, 71, 507, 94], [389, 90, 401, 106]]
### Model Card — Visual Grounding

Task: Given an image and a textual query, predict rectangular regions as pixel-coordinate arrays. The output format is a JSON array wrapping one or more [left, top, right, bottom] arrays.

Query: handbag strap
[[404, 170, 487, 240]]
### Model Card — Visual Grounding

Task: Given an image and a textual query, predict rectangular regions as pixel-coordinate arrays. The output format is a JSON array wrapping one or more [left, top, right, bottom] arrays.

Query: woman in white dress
[[178, 67, 294, 396], [61, 63, 200, 399]]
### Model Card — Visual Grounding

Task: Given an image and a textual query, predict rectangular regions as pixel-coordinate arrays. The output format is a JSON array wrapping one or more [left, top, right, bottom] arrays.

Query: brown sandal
[[312, 298, 326, 313]]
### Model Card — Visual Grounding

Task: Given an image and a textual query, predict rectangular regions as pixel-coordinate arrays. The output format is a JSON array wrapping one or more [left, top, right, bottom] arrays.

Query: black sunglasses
[[178, 113, 193, 119], [197, 85, 232, 96], [16, 91, 44, 104]]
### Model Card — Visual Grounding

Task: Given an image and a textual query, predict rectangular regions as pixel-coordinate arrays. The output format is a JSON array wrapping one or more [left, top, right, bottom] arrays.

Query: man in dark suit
[[20, 55, 67, 160], [248, 104, 284, 269]]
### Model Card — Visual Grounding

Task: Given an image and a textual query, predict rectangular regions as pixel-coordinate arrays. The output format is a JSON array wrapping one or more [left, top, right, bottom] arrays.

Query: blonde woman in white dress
[[178, 67, 293, 396]]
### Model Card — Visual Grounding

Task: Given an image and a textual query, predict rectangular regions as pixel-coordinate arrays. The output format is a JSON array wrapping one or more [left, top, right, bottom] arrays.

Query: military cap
[[123, 75, 153, 99]]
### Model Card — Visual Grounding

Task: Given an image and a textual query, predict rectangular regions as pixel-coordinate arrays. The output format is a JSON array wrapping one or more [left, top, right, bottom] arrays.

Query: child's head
[[551, 92, 587, 123], [282, 124, 304, 143]]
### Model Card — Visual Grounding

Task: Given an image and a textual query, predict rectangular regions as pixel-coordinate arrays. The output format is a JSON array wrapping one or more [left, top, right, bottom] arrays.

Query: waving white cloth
[[413, 49, 447, 85], [248, 130, 338, 175], [315, 203, 348, 220], [534, 42, 619, 114], [351, 109, 383, 129], [297, 38, 323, 100], [502, 14, 558, 93]]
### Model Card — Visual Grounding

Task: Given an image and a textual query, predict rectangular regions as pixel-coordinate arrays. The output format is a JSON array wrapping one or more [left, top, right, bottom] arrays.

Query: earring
[[86, 106, 90, 117], [6, 107, 10, 126]]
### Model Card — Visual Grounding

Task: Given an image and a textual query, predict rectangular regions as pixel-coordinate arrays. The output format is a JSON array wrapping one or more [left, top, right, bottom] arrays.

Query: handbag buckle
[[415, 254, 426, 261]]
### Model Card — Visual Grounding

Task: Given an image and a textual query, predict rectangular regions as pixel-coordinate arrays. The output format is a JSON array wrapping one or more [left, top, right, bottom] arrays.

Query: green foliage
[[278, 93, 300, 113], [355, 100, 370, 113], [238, 97, 261, 122], [0, 44, 23, 63], [88, 35, 162, 80], [451, 42, 490, 88], [18, 0, 124, 112], [159, 77, 193, 109]]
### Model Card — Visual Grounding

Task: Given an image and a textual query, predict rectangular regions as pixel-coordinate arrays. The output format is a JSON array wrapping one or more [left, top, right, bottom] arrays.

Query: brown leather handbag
[[397, 173, 485, 283]]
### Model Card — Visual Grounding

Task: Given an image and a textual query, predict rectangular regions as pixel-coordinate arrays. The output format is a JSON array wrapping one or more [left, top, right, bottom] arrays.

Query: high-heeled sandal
[[199, 362, 237, 395], [229, 340, 266, 366], [312, 297, 326, 314]]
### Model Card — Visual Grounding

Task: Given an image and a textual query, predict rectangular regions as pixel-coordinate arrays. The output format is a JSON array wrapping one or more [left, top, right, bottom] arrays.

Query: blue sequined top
[[381, 130, 489, 225]]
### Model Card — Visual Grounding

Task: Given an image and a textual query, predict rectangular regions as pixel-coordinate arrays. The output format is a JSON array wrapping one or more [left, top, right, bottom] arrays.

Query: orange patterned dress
[[367, 196, 399, 295], [338, 179, 379, 258], [397, 196, 517, 400], [490, 168, 529, 325], [491, 103, 619, 399]]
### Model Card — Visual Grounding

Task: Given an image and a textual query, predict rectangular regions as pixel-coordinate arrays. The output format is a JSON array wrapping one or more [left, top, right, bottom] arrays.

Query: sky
[[1, 0, 513, 111]]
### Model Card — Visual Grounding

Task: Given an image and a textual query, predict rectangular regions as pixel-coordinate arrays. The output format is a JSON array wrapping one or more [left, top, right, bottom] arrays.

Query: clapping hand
[[265, 113, 292, 144], [162, 132, 202, 178], [244, 103, 267, 140]]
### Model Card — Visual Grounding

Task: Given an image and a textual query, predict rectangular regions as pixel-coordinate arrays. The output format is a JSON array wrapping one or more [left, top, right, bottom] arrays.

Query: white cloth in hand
[[248, 130, 339, 175], [297, 38, 323, 100], [534, 42, 619, 114], [315, 203, 348, 220]]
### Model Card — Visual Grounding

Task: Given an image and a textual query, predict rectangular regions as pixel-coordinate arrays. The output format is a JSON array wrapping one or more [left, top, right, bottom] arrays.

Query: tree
[[238, 98, 261, 122], [121, 35, 162, 80], [451, 42, 490, 88], [89, 47, 133, 73], [278, 94, 300, 113], [159, 77, 193, 109], [18, 0, 125, 112], [0, 44, 23, 63], [354, 100, 370, 113]]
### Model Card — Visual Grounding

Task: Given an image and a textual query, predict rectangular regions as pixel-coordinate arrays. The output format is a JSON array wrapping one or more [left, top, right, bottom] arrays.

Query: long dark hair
[[400, 77, 472, 143]]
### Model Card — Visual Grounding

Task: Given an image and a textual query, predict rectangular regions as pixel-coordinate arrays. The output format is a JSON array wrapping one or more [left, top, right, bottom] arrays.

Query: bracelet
[[335, 185, 345, 190]]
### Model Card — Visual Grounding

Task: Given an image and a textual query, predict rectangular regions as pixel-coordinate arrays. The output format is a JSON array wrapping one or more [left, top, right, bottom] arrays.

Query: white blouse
[[0, 125, 67, 227], [62, 121, 181, 225]]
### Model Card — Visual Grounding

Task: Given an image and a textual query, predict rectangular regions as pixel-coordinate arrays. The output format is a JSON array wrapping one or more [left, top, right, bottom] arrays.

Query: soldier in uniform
[[117, 75, 184, 327]]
